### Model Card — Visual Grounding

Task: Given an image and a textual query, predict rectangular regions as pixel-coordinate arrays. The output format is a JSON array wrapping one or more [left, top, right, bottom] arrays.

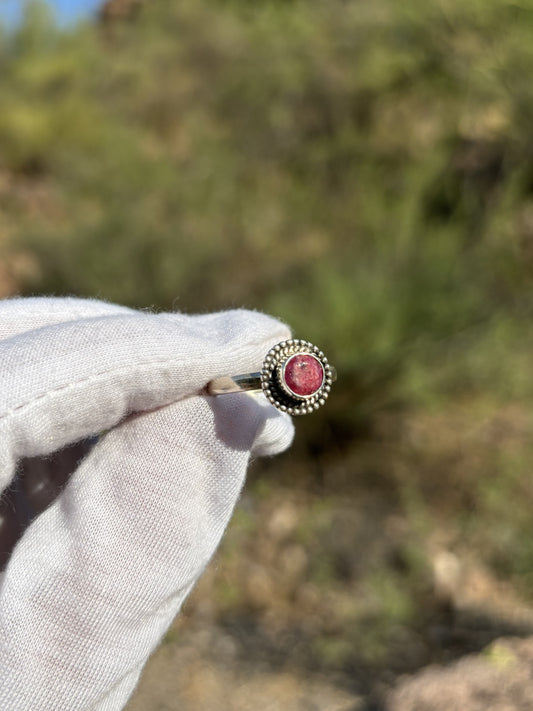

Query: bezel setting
[[261, 339, 334, 415]]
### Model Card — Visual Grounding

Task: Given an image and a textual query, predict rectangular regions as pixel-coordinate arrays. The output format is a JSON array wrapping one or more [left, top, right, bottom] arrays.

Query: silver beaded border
[[260, 339, 334, 416]]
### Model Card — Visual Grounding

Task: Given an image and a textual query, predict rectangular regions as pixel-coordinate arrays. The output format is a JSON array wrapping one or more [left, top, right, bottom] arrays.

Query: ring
[[206, 339, 336, 415]]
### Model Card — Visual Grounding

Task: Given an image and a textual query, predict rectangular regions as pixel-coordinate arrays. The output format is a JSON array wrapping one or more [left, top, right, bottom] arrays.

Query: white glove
[[0, 297, 294, 711]]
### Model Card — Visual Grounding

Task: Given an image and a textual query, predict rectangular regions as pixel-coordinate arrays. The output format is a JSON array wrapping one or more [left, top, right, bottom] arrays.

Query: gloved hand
[[0, 296, 294, 711]]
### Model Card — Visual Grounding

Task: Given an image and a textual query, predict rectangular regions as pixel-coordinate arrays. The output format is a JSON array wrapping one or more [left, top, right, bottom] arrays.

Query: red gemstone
[[283, 354, 324, 397]]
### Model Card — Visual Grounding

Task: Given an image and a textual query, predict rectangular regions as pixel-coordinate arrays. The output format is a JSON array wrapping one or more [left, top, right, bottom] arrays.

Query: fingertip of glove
[[251, 405, 295, 458], [206, 393, 294, 458], [162, 308, 292, 381], [214, 308, 292, 371], [178, 308, 291, 350]]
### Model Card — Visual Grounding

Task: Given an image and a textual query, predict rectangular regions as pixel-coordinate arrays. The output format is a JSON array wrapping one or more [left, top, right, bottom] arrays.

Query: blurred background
[[2, 0, 533, 708]]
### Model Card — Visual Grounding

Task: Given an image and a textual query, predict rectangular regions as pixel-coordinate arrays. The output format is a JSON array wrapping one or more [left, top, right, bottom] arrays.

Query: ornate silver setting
[[261, 339, 335, 416]]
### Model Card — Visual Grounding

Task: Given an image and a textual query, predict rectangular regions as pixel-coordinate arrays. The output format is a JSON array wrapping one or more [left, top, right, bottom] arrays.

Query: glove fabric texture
[[0, 297, 294, 710]]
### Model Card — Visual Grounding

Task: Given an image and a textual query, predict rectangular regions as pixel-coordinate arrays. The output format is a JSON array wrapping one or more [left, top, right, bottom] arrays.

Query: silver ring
[[206, 339, 336, 415]]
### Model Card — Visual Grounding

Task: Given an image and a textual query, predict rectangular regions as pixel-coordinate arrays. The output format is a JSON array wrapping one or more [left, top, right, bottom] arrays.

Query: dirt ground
[[126, 632, 362, 711]]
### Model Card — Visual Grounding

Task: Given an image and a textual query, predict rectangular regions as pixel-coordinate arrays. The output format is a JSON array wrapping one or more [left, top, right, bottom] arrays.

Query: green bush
[[2, 1, 533, 411]]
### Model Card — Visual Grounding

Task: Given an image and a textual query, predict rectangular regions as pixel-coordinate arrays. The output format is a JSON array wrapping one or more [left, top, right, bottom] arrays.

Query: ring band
[[206, 339, 336, 415]]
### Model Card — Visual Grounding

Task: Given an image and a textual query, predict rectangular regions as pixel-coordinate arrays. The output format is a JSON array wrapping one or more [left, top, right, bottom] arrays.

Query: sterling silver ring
[[206, 339, 336, 415]]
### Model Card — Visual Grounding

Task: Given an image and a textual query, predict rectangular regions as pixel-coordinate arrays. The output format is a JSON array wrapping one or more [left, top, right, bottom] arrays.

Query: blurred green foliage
[[3, 0, 533, 680], [3, 0, 533, 403]]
